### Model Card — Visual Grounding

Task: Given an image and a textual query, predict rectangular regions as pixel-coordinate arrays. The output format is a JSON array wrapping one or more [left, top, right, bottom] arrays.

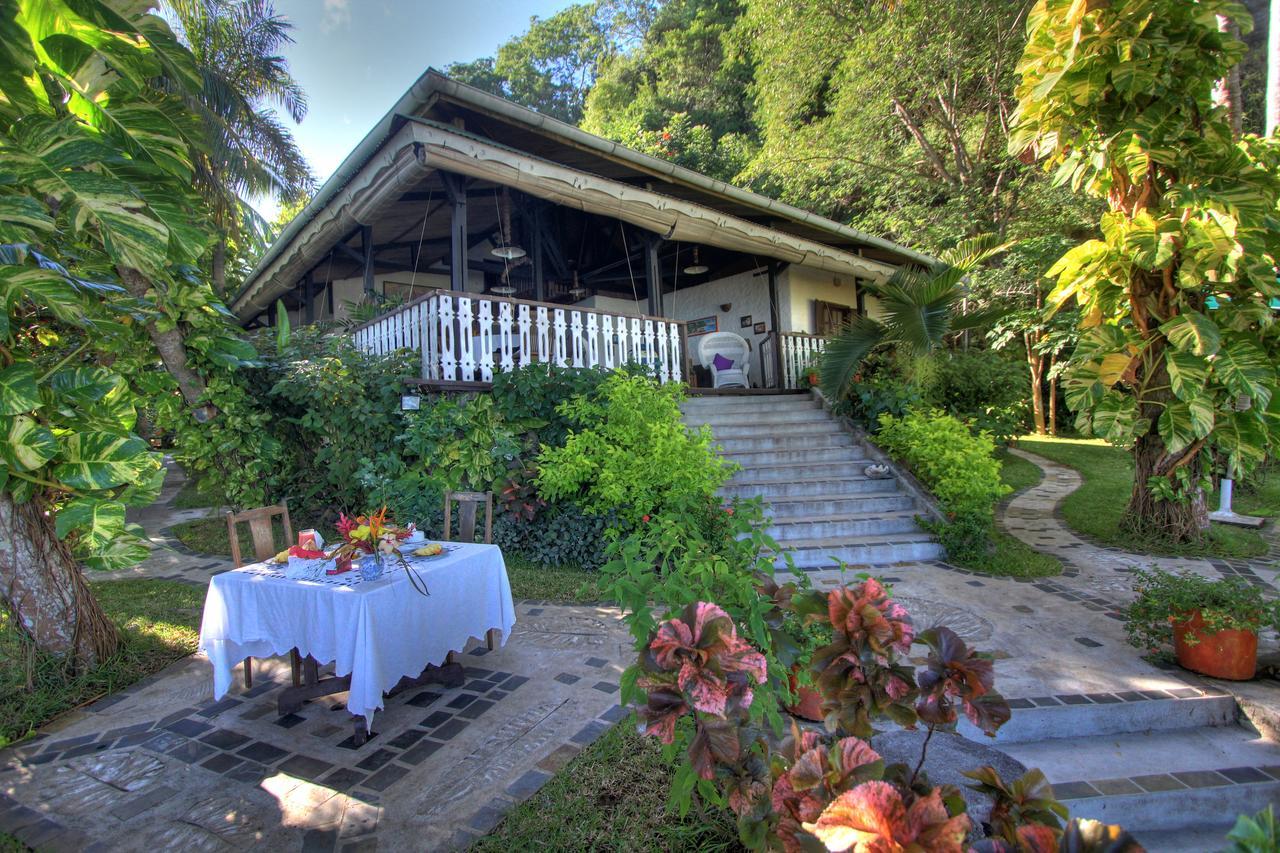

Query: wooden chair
[[443, 490, 493, 544], [225, 501, 300, 688], [442, 491, 500, 653]]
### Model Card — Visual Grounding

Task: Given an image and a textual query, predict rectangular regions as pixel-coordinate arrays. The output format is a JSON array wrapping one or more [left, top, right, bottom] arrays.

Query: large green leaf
[[0, 362, 40, 415], [1, 415, 57, 471], [0, 265, 86, 326], [1215, 411, 1268, 477], [48, 366, 136, 430], [1090, 392, 1141, 445], [0, 194, 54, 241], [54, 496, 126, 544], [1157, 402, 1196, 455], [79, 531, 151, 571], [1165, 350, 1209, 400], [1159, 311, 1221, 357], [53, 432, 152, 490], [1214, 341, 1274, 410]]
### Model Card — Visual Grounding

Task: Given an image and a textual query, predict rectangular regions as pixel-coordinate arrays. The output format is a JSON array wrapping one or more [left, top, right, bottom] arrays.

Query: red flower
[[642, 514, 651, 523], [725, 507, 734, 516]]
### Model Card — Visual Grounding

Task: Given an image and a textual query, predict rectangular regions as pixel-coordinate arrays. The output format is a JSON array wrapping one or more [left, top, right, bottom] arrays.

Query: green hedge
[[876, 409, 1010, 561]]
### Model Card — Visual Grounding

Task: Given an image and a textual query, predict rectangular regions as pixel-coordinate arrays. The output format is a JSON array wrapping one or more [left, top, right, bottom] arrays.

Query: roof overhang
[[231, 118, 899, 320]]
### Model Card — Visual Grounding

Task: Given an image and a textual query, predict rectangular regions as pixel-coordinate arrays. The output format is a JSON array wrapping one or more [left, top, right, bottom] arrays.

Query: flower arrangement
[[330, 506, 429, 595]]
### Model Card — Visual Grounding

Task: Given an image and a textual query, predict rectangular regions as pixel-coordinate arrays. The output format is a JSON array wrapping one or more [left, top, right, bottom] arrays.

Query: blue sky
[[260, 0, 572, 217]]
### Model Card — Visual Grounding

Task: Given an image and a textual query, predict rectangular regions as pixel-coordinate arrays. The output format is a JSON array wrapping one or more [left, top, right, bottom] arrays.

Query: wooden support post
[[644, 234, 662, 317], [302, 274, 315, 325], [361, 225, 375, 296], [768, 263, 785, 389], [532, 205, 546, 301], [443, 173, 468, 292]]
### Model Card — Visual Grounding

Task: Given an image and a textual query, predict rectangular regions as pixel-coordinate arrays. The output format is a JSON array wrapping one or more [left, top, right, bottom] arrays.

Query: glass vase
[[358, 552, 385, 582]]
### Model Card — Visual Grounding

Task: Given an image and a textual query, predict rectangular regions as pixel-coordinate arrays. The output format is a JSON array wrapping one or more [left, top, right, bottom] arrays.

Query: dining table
[[198, 540, 516, 741]]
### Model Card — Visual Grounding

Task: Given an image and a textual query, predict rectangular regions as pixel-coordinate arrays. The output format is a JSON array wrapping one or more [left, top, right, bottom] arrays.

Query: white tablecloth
[[198, 542, 515, 727]]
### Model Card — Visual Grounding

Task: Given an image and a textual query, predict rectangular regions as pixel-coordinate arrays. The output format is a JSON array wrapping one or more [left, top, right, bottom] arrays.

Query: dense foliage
[[1012, 0, 1280, 541], [876, 410, 1011, 561], [627, 581, 1141, 851]]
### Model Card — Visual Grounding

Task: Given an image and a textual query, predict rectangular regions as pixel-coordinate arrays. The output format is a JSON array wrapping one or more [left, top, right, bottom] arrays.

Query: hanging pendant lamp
[[683, 246, 708, 275], [491, 187, 526, 260]]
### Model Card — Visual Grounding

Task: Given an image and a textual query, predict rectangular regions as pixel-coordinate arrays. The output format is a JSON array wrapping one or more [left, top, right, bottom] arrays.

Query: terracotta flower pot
[[1171, 610, 1258, 681], [786, 669, 824, 721]]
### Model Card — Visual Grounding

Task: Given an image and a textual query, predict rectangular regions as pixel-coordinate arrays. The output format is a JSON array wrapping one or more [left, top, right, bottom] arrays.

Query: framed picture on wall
[[687, 316, 718, 336], [753, 322, 766, 334], [739, 315, 752, 328]]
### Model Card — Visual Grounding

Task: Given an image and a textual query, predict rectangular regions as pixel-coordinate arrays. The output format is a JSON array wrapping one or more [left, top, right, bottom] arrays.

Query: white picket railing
[[350, 291, 687, 384], [771, 331, 826, 389]]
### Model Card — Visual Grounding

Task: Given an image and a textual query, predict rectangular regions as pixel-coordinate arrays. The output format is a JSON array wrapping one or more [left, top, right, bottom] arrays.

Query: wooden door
[[815, 299, 854, 336]]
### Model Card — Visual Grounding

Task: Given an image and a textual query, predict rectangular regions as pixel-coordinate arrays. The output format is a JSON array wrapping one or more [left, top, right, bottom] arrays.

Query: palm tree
[[164, 0, 315, 295], [818, 234, 1009, 399]]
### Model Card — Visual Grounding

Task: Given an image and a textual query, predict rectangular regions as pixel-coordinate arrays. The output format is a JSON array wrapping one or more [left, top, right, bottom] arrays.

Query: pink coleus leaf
[[637, 683, 687, 744], [803, 780, 906, 852]]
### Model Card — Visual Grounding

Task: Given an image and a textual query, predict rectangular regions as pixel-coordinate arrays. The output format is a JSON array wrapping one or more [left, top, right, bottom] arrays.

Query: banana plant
[[819, 233, 1010, 400]]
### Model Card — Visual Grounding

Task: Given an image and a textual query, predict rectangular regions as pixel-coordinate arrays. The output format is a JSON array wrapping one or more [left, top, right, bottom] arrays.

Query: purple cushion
[[712, 353, 735, 371]]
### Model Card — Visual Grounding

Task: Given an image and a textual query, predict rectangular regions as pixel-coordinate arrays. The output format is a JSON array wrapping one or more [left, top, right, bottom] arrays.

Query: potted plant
[[783, 611, 829, 721], [1124, 568, 1279, 680]]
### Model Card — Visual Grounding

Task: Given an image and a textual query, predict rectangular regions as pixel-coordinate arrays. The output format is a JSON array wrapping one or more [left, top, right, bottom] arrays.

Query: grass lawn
[[1015, 435, 1268, 559], [998, 448, 1043, 495], [472, 722, 738, 852], [0, 580, 202, 746]]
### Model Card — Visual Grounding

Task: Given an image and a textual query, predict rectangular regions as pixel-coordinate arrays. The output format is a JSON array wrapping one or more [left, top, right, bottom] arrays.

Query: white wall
[[663, 269, 778, 384], [782, 265, 883, 333]]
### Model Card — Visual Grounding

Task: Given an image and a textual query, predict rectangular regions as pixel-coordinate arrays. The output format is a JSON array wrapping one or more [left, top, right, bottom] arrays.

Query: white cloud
[[321, 0, 351, 33]]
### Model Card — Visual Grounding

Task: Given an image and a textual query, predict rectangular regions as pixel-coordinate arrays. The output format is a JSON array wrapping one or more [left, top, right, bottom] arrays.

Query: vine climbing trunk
[[116, 266, 209, 408], [1121, 381, 1210, 542], [0, 492, 120, 668]]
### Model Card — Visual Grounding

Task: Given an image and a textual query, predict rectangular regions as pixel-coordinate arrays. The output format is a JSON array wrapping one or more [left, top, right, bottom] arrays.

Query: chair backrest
[[225, 501, 292, 567], [443, 491, 494, 544], [697, 332, 749, 369]]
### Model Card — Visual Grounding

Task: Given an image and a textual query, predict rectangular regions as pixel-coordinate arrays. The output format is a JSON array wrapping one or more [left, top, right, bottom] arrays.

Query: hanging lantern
[[683, 246, 709, 275], [491, 187, 526, 260]]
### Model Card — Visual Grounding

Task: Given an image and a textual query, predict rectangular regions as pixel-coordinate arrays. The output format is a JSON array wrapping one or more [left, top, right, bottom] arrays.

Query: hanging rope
[[619, 223, 640, 309], [408, 186, 434, 291]]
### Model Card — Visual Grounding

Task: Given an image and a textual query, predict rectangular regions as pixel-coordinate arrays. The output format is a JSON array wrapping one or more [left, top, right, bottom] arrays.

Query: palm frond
[[818, 314, 886, 400], [937, 232, 1010, 272]]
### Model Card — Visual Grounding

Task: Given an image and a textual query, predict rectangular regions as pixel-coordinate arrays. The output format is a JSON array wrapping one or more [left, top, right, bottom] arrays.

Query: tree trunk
[[1121, 375, 1210, 542], [1269, 0, 1280, 135], [0, 492, 120, 668], [1047, 358, 1058, 436], [116, 266, 209, 408], [1214, 15, 1244, 136], [1025, 333, 1046, 435], [211, 240, 227, 299]]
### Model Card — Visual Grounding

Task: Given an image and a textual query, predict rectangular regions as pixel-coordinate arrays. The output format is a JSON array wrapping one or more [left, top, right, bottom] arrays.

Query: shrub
[[928, 349, 1030, 443], [536, 372, 733, 525], [400, 395, 522, 493], [876, 409, 1010, 561], [491, 363, 620, 447], [494, 501, 618, 571], [1124, 568, 1280, 653], [837, 372, 925, 431]]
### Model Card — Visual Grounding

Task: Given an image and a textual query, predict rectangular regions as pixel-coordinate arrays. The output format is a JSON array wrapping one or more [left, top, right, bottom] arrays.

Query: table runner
[[198, 542, 515, 726]]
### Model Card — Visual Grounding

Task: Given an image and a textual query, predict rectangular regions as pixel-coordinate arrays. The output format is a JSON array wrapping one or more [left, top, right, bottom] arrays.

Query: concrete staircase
[[682, 394, 943, 568], [958, 692, 1280, 851]]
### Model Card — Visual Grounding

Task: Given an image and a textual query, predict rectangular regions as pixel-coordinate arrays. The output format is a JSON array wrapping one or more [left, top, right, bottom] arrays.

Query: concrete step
[[997, 725, 1280, 831], [686, 408, 833, 427], [723, 447, 867, 466], [714, 434, 858, 453], [707, 421, 837, 440], [767, 510, 923, 541], [730, 461, 883, 482], [1129, 826, 1237, 853], [724, 476, 900, 500], [780, 531, 944, 568], [957, 692, 1239, 745], [686, 391, 814, 409], [765, 493, 917, 518]]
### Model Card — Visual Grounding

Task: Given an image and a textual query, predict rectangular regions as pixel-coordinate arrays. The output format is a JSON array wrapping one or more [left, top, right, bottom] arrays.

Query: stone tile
[[1090, 777, 1142, 795], [599, 705, 629, 723], [505, 768, 551, 799], [355, 750, 397, 772], [199, 729, 251, 751], [398, 739, 443, 766], [112, 784, 178, 820], [406, 691, 443, 708], [239, 703, 275, 721], [489, 689, 509, 701], [432, 719, 468, 741], [584, 657, 608, 668], [139, 731, 187, 754], [1167, 687, 1201, 699], [336, 731, 380, 750], [1171, 770, 1231, 788], [274, 713, 306, 729], [1006, 698, 1034, 710], [0, 802, 45, 835], [386, 729, 428, 750], [553, 673, 580, 685], [361, 763, 410, 792], [46, 734, 98, 752], [167, 739, 217, 764], [199, 752, 243, 774], [226, 761, 271, 786], [301, 827, 339, 853], [1055, 694, 1092, 706], [63, 741, 113, 759], [1052, 781, 1100, 800], [487, 671, 513, 682], [1084, 693, 1122, 704], [1218, 766, 1270, 784], [321, 767, 367, 792], [101, 722, 154, 741], [1027, 696, 1061, 707], [468, 801, 509, 833], [1073, 637, 1102, 648], [503, 675, 530, 690], [570, 720, 611, 746], [164, 717, 212, 738], [1138, 690, 1174, 700], [236, 740, 289, 764], [420, 711, 452, 728], [156, 708, 198, 727], [310, 723, 342, 739], [196, 697, 243, 718], [279, 754, 335, 781], [458, 699, 495, 720], [591, 681, 619, 694], [1114, 691, 1146, 702], [1131, 773, 1187, 792], [446, 694, 475, 710]]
